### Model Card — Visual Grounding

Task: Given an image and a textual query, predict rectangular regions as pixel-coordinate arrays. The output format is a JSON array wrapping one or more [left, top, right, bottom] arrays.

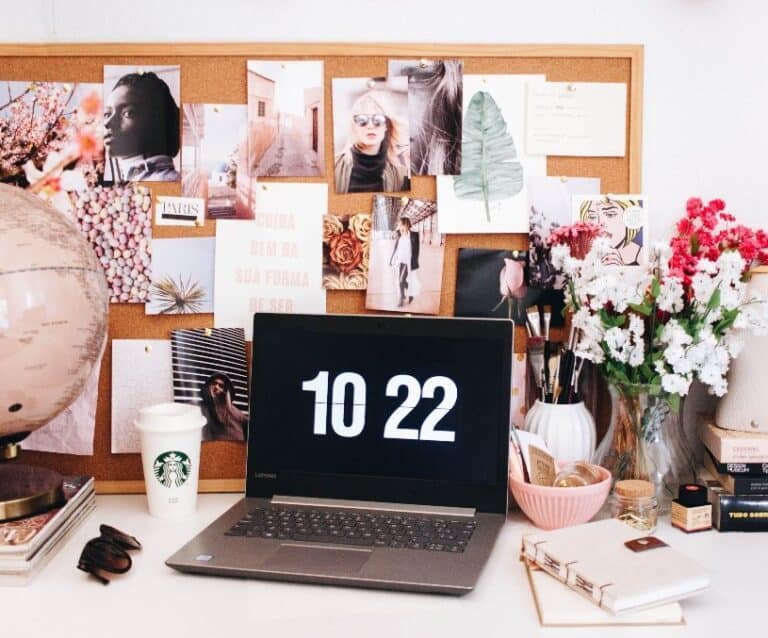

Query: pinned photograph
[[332, 77, 410, 194], [571, 194, 648, 267], [528, 176, 601, 288], [366, 195, 444, 314], [171, 328, 249, 442], [182, 103, 249, 219], [323, 212, 371, 289], [247, 61, 324, 177], [146, 237, 215, 315], [155, 195, 205, 227], [103, 65, 181, 182], [71, 183, 153, 303], [388, 59, 463, 176], [436, 74, 546, 233], [454, 248, 559, 326], [111, 339, 173, 453], [0, 81, 103, 212]]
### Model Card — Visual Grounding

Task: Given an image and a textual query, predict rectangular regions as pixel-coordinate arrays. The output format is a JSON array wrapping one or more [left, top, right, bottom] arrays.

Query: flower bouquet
[[551, 198, 768, 501]]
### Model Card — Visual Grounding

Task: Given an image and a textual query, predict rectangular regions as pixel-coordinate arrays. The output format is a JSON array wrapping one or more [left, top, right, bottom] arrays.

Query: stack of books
[[0, 475, 95, 585], [700, 422, 768, 532]]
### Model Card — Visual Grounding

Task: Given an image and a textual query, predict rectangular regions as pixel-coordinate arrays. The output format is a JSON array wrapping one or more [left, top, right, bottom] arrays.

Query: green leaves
[[599, 308, 626, 329], [453, 91, 523, 221], [651, 277, 661, 299], [629, 301, 653, 316]]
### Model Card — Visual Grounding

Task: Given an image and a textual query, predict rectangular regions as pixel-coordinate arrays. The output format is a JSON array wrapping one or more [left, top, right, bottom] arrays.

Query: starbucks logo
[[153, 451, 191, 488]]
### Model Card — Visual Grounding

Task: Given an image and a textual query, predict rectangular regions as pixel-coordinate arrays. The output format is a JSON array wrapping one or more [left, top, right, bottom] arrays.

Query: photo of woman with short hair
[[103, 65, 181, 182], [332, 78, 410, 194]]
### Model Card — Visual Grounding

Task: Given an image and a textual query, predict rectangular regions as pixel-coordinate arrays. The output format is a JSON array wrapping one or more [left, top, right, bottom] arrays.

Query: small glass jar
[[610, 479, 658, 533]]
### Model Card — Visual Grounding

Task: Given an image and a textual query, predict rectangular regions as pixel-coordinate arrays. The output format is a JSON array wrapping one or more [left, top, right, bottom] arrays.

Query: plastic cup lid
[[134, 402, 206, 433]]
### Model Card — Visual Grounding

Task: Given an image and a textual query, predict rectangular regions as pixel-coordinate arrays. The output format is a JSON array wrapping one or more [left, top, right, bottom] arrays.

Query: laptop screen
[[247, 314, 512, 513]]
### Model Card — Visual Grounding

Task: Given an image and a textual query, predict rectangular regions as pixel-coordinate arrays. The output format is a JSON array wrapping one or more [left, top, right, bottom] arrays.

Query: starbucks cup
[[134, 402, 206, 519]]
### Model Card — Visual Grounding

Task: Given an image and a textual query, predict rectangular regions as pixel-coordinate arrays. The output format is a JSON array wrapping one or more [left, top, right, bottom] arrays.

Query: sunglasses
[[77, 524, 142, 585], [353, 114, 387, 128]]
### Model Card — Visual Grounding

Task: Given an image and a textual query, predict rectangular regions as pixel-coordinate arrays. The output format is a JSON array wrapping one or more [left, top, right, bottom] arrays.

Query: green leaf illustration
[[453, 91, 523, 221]]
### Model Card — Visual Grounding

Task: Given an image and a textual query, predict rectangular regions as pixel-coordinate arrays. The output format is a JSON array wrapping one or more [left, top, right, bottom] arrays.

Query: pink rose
[[499, 258, 525, 299]]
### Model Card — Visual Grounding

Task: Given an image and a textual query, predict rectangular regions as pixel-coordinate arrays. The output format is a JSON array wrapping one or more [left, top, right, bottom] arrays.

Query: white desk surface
[[2, 494, 760, 638]]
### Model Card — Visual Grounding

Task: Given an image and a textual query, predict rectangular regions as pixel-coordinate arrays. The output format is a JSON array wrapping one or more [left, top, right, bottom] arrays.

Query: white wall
[[4, 0, 763, 425]]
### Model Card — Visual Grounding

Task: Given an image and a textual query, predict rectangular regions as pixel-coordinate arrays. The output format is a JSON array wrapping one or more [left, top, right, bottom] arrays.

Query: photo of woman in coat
[[388, 217, 420, 307]]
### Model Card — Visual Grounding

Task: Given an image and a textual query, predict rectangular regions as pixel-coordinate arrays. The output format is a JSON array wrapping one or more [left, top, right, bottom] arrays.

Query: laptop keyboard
[[225, 506, 477, 553]]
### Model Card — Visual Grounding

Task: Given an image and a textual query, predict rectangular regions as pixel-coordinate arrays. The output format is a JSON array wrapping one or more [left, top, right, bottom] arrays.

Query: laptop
[[166, 313, 512, 594]]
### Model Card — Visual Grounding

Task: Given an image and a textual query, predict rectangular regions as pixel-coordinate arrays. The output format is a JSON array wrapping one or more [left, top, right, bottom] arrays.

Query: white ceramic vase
[[524, 400, 596, 462], [715, 268, 768, 432]]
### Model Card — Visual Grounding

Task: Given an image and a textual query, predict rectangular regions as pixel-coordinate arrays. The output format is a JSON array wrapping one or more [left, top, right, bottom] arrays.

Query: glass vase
[[593, 383, 697, 511]]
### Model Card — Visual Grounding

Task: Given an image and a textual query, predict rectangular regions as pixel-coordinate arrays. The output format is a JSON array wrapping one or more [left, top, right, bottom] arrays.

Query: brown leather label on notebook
[[625, 536, 668, 552]]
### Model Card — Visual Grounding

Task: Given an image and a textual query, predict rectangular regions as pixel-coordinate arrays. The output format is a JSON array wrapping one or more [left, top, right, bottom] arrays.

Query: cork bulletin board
[[1, 43, 643, 493]]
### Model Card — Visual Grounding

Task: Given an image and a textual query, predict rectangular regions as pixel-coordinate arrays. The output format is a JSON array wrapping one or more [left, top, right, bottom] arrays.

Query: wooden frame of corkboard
[[1, 43, 643, 494]]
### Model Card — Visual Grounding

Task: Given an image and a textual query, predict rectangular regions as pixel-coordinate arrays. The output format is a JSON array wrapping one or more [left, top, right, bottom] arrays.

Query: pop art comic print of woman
[[573, 195, 647, 267]]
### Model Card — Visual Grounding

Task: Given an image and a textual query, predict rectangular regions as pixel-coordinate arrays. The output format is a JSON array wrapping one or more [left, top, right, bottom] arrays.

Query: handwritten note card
[[526, 82, 627, 157], [214, 183, 327, 340]]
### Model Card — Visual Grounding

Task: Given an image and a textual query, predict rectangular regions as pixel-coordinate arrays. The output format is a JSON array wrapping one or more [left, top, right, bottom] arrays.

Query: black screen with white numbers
[[246, 314, 512, 513]]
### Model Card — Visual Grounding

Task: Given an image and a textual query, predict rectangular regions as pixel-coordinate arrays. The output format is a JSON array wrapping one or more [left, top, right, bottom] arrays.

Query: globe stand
[[0, 438, 65, 522]]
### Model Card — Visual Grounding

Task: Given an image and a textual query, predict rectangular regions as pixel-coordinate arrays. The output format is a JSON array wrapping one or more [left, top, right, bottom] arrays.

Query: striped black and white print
[[170, 327, 249, 414]]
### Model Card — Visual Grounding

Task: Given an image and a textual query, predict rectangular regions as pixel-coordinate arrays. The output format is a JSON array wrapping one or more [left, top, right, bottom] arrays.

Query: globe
[[0, 184, 109, 447]]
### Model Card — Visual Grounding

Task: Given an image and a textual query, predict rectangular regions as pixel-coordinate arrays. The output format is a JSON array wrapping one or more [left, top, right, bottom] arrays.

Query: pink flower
[[499, 259, 526, 299]]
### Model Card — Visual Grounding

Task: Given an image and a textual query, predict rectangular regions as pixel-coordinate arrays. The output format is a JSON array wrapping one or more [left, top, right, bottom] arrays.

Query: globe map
[[0, 184, 108, 441]]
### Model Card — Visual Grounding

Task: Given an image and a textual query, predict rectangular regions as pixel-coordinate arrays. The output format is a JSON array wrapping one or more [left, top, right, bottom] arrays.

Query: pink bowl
[[509, 464, 612, 530]]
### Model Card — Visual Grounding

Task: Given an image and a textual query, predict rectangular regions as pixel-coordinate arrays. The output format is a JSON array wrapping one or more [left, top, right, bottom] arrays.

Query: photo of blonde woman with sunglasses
[[332, 77, 410, 194]]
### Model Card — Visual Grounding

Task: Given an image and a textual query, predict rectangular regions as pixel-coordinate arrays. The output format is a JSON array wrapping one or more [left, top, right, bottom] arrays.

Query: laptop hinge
[[270, 495, 476, 518]]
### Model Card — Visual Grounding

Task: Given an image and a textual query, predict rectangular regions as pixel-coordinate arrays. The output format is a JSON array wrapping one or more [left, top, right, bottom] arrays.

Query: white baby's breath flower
[[716, 251, 745, 281], [550, 244, 571, 271], [697, 258, 718, 275], [661, 372, 691, 396], [657, 277, 685, 313]]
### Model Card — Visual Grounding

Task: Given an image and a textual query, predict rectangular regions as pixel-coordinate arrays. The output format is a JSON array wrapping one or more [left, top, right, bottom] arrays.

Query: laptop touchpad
[[263, 544, 372, 574]]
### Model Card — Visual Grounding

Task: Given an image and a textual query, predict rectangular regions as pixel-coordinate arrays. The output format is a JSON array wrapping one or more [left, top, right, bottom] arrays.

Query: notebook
[[521, 518, 709, 614], [524, 560, 684, 626], [167, 313, 513, 594]]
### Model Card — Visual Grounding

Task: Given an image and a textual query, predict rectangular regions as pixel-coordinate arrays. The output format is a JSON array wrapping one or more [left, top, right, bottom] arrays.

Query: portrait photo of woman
[[103, 65, 181, 182], [574, 195, 647, 267], [199, 372, 248, 442], [332, 77, 410, 194], [388, 59, 463, 176]]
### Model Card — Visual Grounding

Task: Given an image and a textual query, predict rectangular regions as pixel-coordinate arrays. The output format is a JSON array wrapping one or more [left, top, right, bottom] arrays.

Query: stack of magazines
[[0, 475, 95, 585]]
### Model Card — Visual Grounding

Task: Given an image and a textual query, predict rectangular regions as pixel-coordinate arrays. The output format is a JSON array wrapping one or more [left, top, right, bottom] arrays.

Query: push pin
[[367, 79, 376, 89], [194, 218, 203, 227], [144, 344, 152, 354], [204, 328, 213, 337], [400, 196, 409, 205], [419, 58, 429, 69], [560, 176, 568, 183], [566, 83, 576, 92], [261, 184, 268, 191]]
